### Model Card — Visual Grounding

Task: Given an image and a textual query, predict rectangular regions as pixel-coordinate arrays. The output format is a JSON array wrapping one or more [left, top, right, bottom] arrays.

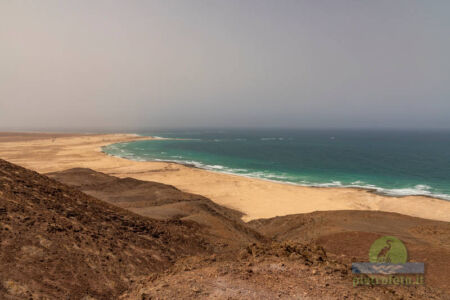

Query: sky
[[1, 0, 450, 131]]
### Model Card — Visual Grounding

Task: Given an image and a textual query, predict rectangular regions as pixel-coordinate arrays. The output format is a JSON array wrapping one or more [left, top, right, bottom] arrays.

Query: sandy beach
[[1, 132, 449, 222]]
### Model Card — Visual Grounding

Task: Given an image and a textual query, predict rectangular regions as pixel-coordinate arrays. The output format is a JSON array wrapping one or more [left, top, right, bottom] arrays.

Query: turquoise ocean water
[[103, 129, 450, 200]]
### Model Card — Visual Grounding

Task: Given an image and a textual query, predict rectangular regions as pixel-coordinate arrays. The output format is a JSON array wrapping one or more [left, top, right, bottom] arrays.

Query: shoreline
[[102, 140, 450, 202], [0, 132, 449, 222], [103, 149, 449, 201]]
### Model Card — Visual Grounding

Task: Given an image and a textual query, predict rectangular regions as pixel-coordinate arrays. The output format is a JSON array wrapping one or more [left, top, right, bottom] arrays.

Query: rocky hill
[[249, 210, 450, 295], [0, 159, 211, 299], [47, 168, 265, 250], [1, 159, 449, 299]]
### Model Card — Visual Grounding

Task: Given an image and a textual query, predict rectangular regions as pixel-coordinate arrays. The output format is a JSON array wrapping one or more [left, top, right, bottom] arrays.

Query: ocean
[[102, 129, 450, 200]]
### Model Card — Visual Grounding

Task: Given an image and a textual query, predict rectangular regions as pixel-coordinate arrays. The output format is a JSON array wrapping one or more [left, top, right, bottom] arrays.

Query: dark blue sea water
[[103, 129, 450, 200]]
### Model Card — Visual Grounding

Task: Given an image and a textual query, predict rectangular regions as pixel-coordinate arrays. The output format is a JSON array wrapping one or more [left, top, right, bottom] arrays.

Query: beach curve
[[0, 132, 449, 222]]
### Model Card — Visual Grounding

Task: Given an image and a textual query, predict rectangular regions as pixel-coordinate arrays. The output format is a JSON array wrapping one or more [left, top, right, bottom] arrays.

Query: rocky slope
[[248, 210, 450, 294], [1, 159, 449, 299], [47, 168, 265, 250], [0, 159, 211, 299]]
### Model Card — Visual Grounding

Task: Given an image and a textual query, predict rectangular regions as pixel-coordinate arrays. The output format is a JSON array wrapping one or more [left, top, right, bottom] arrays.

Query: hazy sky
[[1, 0, 450, 130]]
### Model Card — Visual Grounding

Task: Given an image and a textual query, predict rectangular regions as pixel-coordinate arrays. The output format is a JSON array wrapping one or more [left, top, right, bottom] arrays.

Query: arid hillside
[[0, 159, 211, 299], [249, 210, 450, 295], [0, 159, 449, 299], [47, 168, 265, 250]]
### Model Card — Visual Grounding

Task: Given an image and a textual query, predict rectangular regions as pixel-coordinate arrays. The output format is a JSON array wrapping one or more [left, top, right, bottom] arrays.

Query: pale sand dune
[[0, 133, 449, 222]]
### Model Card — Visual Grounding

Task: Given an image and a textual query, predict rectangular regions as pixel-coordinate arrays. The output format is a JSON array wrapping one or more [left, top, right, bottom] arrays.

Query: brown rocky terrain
[[0, 159, 211, 299], [1, 158, 449, 299], [46, 168, 265, 250], [121, 239, 447, 299], [249, 211, 450, 296]]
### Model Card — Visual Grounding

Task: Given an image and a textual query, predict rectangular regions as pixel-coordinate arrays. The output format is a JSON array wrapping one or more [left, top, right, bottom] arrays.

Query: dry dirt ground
[[0, 159, 449, 299], [0, 159, 211, 299], [47, 168, 265, 251]]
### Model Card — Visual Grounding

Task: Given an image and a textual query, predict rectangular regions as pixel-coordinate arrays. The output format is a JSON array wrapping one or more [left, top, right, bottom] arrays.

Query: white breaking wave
[[312, 181, 343, 187], [260, 137, 284, 141], [209, 165, 225, 170], [351, 180, 364, 184], [304, 181, 450, 200]]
